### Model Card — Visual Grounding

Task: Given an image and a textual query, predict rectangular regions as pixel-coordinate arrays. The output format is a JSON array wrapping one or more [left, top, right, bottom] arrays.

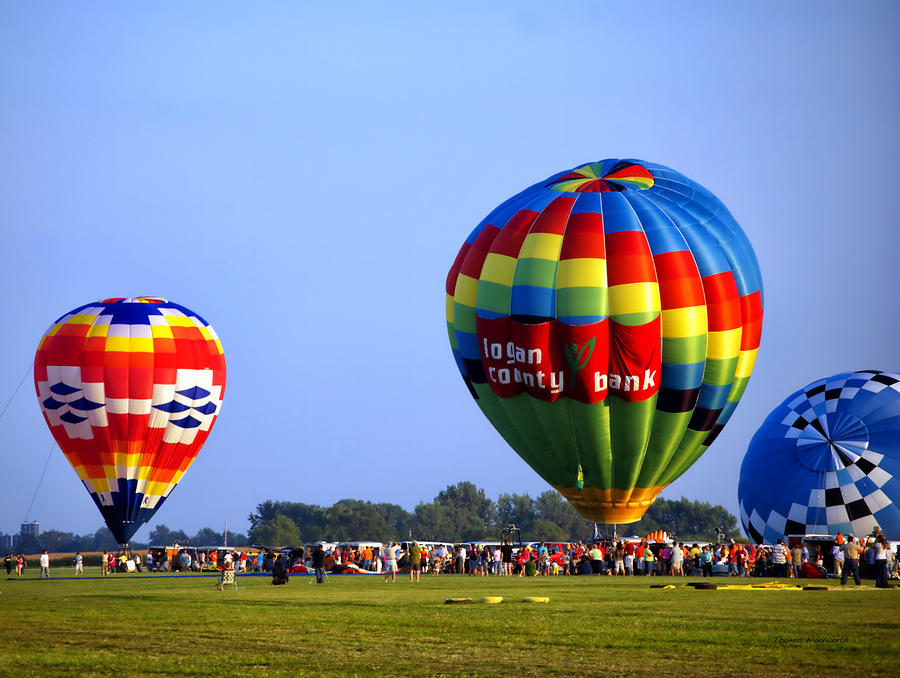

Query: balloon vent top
[[100, 296, 167, 304], [794, 412, 871, 473], [547, 160, 654, 193]]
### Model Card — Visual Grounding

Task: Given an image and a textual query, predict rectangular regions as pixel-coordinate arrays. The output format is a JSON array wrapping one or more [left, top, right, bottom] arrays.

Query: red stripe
[[740, 291, 763, 350], [445, 242, 470, 295], [559, 210, 605, 260], [654, 251, 704, 310], [459, 224, 500, 280], [487, 210, 535, 258], [606, 231, 654, 285], [528, 196, 575, 235]]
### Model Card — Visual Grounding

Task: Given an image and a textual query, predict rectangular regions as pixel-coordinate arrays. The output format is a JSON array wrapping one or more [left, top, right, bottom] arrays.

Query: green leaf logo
[[564, 337, 595, 372]]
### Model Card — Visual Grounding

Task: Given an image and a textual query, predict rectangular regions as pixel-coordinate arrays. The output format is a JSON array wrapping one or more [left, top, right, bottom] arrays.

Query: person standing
[[312, 542, 327, 584], [790, 544, 802, 579], [101, 550, 109, 577], [383, 542, 400, 582], [589, 543, 603, 575], [500, 541, 514, 577], [874, 535, 890, 588], [670, 543, 684, 577], [39, 550, 50, 579], [4, 554, 11, 575], [74, 552, 83, 575], [408, 541, 422, 582], [841, 537, 862, 586], [771, 539, 789, 577]]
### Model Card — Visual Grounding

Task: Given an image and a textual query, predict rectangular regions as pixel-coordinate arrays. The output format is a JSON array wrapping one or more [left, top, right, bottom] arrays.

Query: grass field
[[1, 569, 898, 677]]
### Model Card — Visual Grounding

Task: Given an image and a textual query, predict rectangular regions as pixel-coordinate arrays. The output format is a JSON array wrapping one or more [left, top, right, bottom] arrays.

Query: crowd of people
[[4, 531, 897, 587]]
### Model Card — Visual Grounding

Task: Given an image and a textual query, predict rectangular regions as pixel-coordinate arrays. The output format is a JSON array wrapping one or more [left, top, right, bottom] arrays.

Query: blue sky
[[1, 2, 897, 539]]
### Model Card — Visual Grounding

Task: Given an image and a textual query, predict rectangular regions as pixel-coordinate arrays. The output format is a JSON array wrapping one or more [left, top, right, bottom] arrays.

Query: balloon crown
[[547, 159, 654, 193]]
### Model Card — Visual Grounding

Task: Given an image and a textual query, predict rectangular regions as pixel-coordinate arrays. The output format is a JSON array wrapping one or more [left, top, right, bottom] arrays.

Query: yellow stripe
[[608, 282, 660, 316], [552, 179, 590, 192], [479, 253, 516, 286], [557, 258, 606, 288], [46, 324, 63, 336], [453, 274, 479, 307], [87, 324, 110, 338], [164, 315, 195, 327], [105, 336, 155, 353], [445, 294, 455, 323], [146, 479, 180, 496], [661, 306, 707, 338], [213, 338, 225, 354], [151, 324, 174, 339], [68, 313, 99, 325], [706, 328, 742, 360], [735, 348, 758, 378], [518, 233, 562, 260]]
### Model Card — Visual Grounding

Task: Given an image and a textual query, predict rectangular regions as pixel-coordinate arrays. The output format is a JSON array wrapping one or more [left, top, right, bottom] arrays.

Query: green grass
[[1, 570, 897, 677]]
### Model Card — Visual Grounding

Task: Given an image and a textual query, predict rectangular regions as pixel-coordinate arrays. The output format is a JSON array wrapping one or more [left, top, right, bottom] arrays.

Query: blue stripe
[[510, 285, 555, 318]]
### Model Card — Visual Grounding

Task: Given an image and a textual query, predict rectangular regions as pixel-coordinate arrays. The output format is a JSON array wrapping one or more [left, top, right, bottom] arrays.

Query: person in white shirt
[[39, 550, 50, 579], [383, 542, 401, 582]]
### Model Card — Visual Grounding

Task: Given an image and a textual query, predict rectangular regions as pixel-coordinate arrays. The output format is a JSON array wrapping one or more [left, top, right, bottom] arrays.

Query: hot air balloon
[[446, 159, 763, 523], [34, 297, 226, 546], [739, 370, 900, 543]]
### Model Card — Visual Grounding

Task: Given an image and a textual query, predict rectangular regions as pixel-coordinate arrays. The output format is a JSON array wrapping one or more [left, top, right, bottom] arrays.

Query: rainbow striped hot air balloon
[[34, 297, 226, 545], [446, 159, 763, 523]]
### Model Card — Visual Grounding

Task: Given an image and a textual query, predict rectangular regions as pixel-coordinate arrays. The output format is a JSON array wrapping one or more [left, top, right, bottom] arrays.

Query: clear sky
[[1, 2, 897, 540]]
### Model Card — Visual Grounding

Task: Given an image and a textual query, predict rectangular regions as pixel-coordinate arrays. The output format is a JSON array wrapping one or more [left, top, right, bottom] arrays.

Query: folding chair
[[217, 569, 238, 591]]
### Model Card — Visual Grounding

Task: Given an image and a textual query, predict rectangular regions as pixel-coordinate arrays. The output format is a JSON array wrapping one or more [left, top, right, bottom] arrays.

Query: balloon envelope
[[446, 159, 763, 523], [739, 370, 900, 542], [34, 297, 226, 544]]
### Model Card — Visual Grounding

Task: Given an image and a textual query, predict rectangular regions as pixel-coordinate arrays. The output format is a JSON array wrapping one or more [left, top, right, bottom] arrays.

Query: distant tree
[[529, 519, 569, 543], [435, 482, 497, 533], [17, 532, 40, 554], [412, 502, 456, 542], [534, 490, 591, 540], [148, 524, 189, 545], [496, 493, 536, 534], [192, 527, 224, 546], [607, 497, 738, 541], [327, 499, 395, 542], [89, 527, 118, 551], [249, 514, 301, 547], [373, 503, 414, 539], [37, 530, 76, 553], [248, 501, 328, 541], [226, 532, 249, 547]]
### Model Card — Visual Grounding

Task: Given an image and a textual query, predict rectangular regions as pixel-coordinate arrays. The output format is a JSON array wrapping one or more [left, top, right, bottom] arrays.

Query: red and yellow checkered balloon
[[34, 297, 226, 544]]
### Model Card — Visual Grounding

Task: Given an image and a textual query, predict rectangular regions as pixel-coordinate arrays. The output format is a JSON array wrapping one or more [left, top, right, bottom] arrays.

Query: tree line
[[8, 482, 738, 553], [9, 523, 250, 555], [246, 481, 739, 545]]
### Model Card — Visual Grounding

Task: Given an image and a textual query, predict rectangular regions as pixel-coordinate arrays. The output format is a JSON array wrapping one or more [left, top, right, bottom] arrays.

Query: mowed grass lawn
[[1, 569, 897, 677]]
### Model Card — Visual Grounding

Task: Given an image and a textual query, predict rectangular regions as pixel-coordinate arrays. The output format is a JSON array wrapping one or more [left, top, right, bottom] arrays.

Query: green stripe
[[611, 310, 659, 326], [475, 281, 511, 316], [471, 386, 560, 484], [634, 410, 692, 489], [656, 429, 708, 485], [452, 301, 476, 334], [556, 286, 608, 319], [569, 399, 613, 492], [661, 335, 707, 364], [511, 258, 558, 289], [728, 375, 751, 402], [702, 356, 739, 386], [609, 396, 656, 491]]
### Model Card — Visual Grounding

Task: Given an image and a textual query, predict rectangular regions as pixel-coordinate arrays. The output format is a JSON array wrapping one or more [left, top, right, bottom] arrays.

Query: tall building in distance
[[21, 521, 40, 537]]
